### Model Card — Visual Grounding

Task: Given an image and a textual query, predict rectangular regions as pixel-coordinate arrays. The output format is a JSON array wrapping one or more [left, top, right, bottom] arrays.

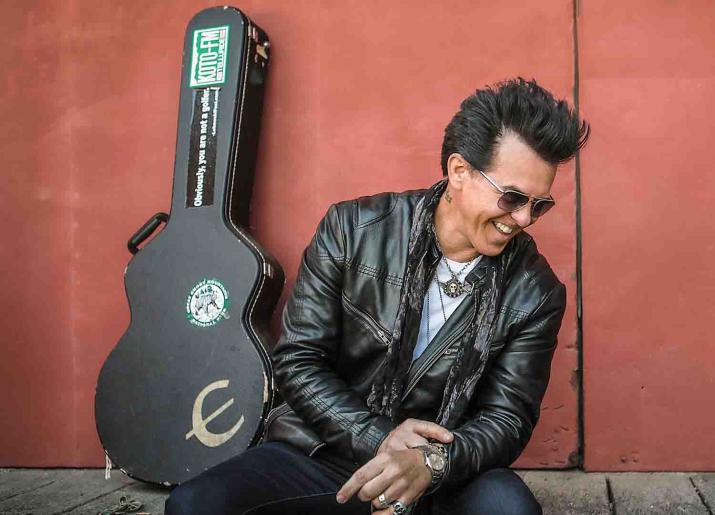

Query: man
[[166, 77, 589, 515]]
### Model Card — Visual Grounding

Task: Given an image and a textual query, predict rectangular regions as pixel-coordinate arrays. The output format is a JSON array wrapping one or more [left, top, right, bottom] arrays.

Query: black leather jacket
[[264, 187, 566, 488]]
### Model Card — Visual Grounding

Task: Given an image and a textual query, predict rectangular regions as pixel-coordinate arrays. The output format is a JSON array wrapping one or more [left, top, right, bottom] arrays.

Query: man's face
[[447, 132, 557, 257]]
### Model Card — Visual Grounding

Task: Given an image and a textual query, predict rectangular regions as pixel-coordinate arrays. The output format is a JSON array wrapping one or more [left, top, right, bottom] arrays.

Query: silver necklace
[[426, 275, 448, 344], [437, 257, 475, 298], [432, 224, 476, 298]]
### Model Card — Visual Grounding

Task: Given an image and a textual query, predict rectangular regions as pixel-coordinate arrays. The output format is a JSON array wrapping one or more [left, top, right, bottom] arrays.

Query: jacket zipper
[[401, 276, 487, 400], [342, 294, 392, 345], [400, 313, 474, 401]]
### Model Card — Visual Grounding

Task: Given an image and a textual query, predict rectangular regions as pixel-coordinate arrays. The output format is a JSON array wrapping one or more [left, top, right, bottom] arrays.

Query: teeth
[[494, 222, 513, 234]]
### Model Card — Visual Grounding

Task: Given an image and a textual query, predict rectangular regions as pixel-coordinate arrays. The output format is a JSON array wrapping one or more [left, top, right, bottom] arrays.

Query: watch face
[[428, 453, 446, 472]]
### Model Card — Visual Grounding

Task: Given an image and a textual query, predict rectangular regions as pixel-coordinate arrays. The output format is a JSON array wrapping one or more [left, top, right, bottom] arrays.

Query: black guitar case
[[95, 6, 283, 486]]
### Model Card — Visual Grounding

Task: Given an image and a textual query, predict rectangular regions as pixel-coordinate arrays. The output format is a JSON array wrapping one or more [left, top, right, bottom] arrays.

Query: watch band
[[413, 443, 447, 486]]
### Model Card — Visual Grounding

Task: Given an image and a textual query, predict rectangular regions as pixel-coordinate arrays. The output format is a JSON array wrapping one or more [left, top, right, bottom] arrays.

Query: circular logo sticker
[[186, 278, 230, 327]]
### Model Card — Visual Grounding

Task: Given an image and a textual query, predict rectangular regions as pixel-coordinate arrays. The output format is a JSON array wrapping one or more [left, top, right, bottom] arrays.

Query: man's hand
[[336, 448, 431, 512], [377, 418, 453, 454]]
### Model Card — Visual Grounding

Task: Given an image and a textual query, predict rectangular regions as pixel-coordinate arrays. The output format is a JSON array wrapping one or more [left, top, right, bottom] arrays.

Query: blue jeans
[[165, 442, 542, 515]]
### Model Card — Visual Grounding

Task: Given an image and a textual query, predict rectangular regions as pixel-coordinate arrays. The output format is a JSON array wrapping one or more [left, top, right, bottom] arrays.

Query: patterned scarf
[[366, 179, 508, 429]]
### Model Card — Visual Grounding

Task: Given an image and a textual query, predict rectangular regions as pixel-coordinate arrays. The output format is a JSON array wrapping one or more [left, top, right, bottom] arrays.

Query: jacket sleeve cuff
[[439, 432, 473, 488], [353, 415, 396, 464]]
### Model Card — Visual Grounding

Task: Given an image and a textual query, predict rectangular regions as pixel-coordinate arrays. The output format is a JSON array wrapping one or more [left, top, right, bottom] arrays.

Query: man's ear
[[446, 153, 471, 192]]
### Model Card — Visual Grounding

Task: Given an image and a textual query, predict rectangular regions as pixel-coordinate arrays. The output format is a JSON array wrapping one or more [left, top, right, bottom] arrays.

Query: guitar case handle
[[128, 212, 169, 254]]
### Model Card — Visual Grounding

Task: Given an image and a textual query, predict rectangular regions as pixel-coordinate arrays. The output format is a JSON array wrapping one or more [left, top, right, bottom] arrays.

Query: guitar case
[[95, 6, 283, 486]]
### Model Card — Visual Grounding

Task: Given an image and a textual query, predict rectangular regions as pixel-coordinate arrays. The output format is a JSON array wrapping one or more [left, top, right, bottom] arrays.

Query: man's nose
[[509, 203, 533, 228]]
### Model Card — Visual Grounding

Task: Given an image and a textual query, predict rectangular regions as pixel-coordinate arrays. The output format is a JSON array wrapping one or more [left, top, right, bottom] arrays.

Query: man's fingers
[[370, 478, 408, 509], [336, 457, 385, 503], [380, 436, 426, 454], [359, 472, 394, 503], [405, 436, 429, 449], [411, 420, 453, 443]]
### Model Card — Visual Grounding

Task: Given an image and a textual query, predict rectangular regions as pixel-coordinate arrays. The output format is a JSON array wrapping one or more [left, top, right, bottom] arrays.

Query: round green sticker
[[186, 278, 230, 327]]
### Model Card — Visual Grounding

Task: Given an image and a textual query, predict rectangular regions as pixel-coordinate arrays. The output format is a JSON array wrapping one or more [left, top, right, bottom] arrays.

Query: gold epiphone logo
[[185, 379, 244, 447]]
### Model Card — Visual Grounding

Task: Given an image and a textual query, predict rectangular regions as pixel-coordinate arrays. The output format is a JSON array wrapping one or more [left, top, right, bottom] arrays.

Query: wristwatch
[[413, 443, 447, 486]]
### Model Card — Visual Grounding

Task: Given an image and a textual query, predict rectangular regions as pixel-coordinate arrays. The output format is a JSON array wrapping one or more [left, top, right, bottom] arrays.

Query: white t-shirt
[[412, 255, 482, 361]]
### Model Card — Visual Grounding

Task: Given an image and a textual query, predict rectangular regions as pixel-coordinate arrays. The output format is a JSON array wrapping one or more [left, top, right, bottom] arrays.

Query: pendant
[[441, 276, 464, 298]]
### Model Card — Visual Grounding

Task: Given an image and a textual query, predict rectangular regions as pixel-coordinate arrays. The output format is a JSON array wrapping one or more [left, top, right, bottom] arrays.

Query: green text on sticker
[[190, 26, 229, 87]]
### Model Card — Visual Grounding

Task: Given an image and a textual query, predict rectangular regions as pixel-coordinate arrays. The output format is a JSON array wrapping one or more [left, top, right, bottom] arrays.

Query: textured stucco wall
[[580, 0, 715, 470], [1, 0, 579, 467]]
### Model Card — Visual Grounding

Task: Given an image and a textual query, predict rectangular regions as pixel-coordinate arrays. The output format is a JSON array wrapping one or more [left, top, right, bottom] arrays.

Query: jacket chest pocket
[[342, 293, 392, 347], [442, 339, 506, 361]]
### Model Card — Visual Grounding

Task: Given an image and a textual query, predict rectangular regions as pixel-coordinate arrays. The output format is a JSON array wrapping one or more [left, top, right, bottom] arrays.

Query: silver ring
[[391, 500, 407, 515], [378, 493, 389, 509]]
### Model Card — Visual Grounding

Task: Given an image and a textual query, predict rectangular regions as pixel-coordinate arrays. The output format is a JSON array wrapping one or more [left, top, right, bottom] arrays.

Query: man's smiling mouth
[[493, 221, 515, 235]]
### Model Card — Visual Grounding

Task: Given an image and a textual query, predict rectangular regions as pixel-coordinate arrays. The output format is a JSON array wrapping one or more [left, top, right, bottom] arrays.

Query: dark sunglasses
[[473, 168, 555, 219]]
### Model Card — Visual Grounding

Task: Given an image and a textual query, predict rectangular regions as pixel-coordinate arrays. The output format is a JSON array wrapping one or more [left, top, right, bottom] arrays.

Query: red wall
[[2, 0, 579, 467], [580, 0, 715, 470]]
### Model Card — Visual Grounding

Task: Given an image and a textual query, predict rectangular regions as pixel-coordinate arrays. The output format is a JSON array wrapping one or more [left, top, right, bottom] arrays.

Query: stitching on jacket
[[295, 375, 357, 436], [292, 374, 380, 462], [504, 283, 564, 346], [333, 202, 348, 260], [287, 267, 309, 344], [295, 374, 352, 434], [314, 250, 346, 263], [344, 258, 403, 286], [499, 304, 530, 323], [308, 232, 345, 261], [296, 272, 305, 323], [312, 251, 403, 286], [357, 424, 385, 454]]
